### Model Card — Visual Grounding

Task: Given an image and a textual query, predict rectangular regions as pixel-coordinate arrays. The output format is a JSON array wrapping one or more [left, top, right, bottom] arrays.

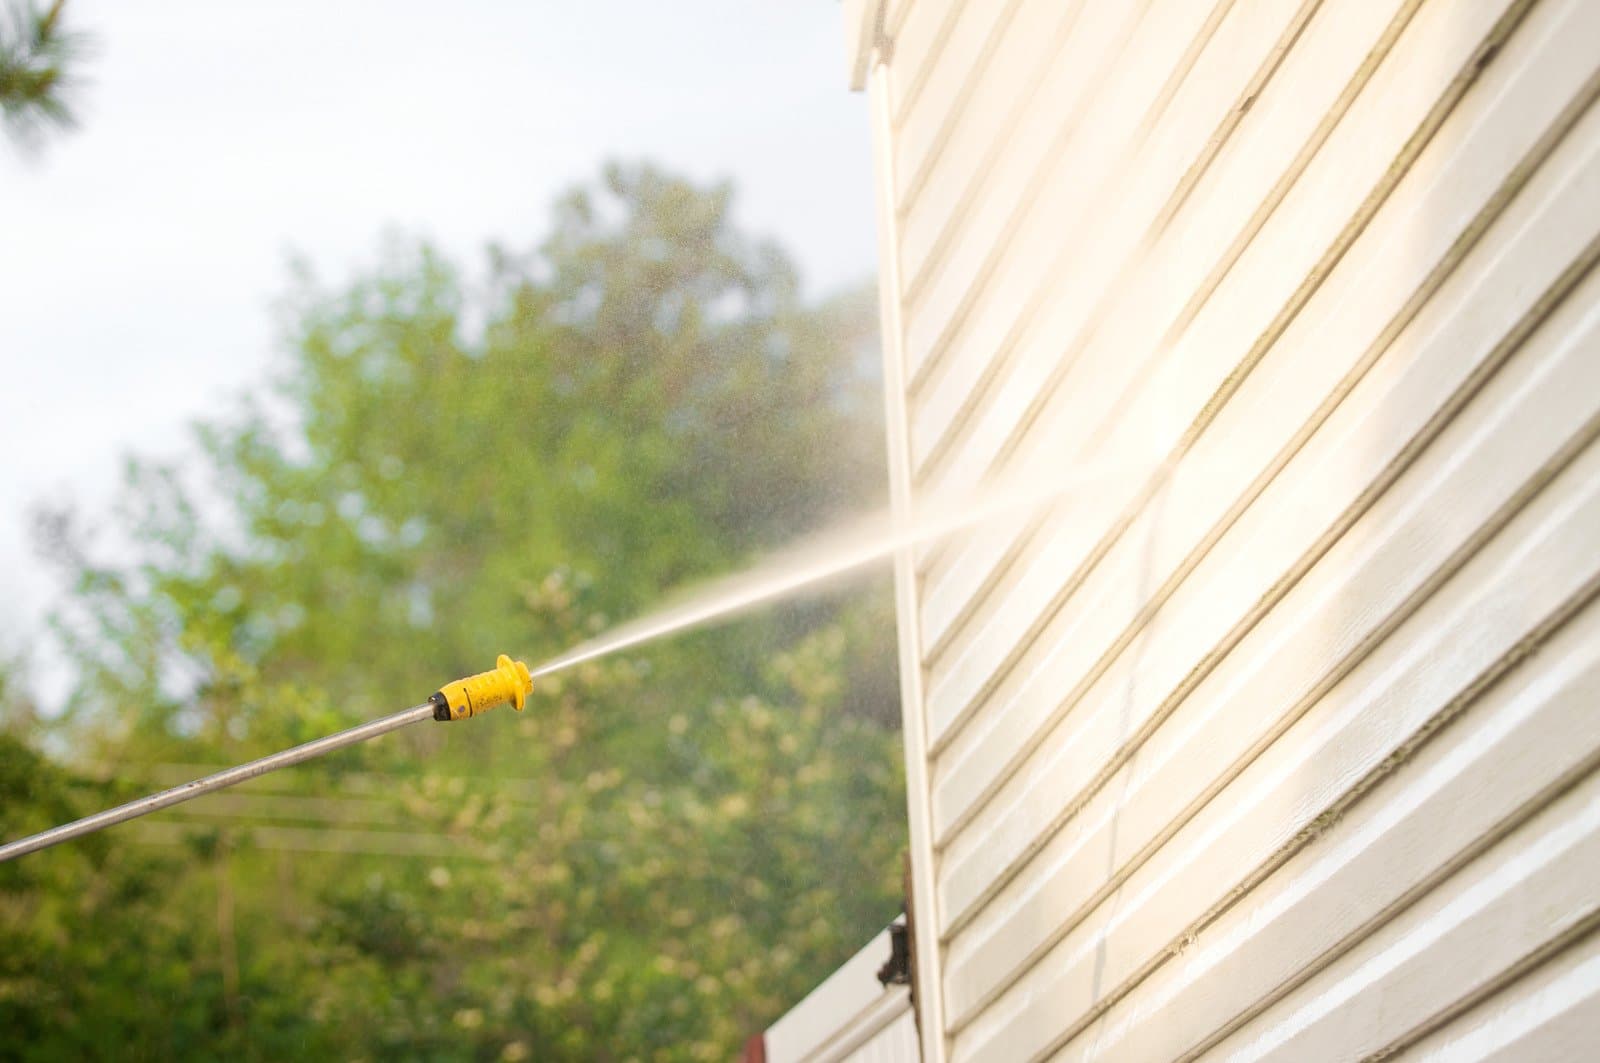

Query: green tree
[[9, 164, 905, 1061], [0, 0, 86, 147]]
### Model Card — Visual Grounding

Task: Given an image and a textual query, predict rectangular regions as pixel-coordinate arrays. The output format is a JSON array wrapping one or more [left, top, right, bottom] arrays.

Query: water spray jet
[[0, 457, 1136, 863]]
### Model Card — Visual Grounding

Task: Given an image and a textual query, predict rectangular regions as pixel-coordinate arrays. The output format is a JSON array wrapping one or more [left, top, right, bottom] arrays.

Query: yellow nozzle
[[432, 654, 534, 721]]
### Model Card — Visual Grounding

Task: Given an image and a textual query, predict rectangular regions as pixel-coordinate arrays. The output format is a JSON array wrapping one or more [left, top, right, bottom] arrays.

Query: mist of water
[[527, 457, 1143, 680]]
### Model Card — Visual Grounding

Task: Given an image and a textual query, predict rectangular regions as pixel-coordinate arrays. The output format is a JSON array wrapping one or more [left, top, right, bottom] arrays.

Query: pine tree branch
[[0, 0, 89, 148]]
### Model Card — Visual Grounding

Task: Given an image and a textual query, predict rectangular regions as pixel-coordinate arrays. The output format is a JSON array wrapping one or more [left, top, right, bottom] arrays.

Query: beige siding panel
[[931, 32, 1600, 859], [883, 0, 916, 37], [886, 0, 959, 126], [843, 1009, 920, 1063], [891, 0, 1020, 209], [909, 0, 1421, 503], [920, 0, 1561, 755], [766, 924, 916, 1063], [1044, 596, 1600, 1062], [1394, 932, 1600, 1062], [935, 120, 1600, 940], [1197, 771, 1600, 1062], [950, 431, 1600, 1060], [901, 0, 1304, 596], [897, 0, 1152, 386], [910, 0, 1437, 662], [940, 285, 1600, 1033], [894, 0, 1086, 304], [905, 0, 1245, 469], [845, 0, 1600, 1056], [905, 0, 1312, 482]]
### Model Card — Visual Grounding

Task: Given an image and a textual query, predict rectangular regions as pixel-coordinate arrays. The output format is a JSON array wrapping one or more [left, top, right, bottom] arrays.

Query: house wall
[[764, 922, 920, 1063], [848, 0, 1600, 1059]]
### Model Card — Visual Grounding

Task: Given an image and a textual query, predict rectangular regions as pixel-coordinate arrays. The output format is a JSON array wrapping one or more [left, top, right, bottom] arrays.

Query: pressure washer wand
[[0, 654, 537, 864]]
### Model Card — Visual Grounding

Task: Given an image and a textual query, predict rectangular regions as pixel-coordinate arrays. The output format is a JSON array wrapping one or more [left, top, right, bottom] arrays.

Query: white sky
[[0, 0, 877, 695]]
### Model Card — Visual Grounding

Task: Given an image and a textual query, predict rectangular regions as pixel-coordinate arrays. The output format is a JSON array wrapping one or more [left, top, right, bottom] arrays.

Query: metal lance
[[0, 654, 536, 864]]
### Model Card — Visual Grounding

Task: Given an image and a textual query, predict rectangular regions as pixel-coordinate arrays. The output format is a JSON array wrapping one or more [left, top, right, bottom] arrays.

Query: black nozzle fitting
[[429, 692, 452, 722]]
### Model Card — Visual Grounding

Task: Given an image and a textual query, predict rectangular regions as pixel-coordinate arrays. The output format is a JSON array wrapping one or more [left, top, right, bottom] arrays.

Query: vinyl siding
[[765, 923, 919, 1063], [854, 0, 1600, 1059]]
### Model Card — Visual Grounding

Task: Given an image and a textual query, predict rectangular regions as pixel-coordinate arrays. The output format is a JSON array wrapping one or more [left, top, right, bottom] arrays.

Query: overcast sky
[[0, 0, 877, 695]]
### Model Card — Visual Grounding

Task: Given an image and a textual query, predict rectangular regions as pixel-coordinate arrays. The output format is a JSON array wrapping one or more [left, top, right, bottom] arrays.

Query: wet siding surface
[[855, 0, 1600, 1058]]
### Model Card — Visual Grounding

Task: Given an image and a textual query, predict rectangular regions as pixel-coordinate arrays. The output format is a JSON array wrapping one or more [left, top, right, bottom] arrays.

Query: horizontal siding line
[[1374, 920, 1600, 1061], [1194, 754, 1600, 1062], [898, 0, 1158, 394], [937, 201, 1600, 939], [892, 0, 1028, 219], [894, 0, 1093, 308], [884, 0, 915, 37], [936, 198, 1600, 939], [934, 29, 1600, 870], [940, 249, 1600, 976], [908, 0, 1417, 527], [940, 309, 1600, 1032], [887, 0, 961, 127], [967, 542, 1600, 1061], [909, 0, 1429, 637], [905, 0, 1303, 480], [937, 197, 1600, 1012], [1361, 912, 1600, 1063], [1058, 594, 1600, 1062], [897, 0, 1230, 309], [959, 457, 1600, 1060], [929, 40, 1600, 859], [766, 923, 903, 1063], [907, 0, 1322, 599], [1170, 610, 1600, 1062], [839, 1008, 921, 1063], [810, 988, 913, 1063], [920, 0, 1542, 756]]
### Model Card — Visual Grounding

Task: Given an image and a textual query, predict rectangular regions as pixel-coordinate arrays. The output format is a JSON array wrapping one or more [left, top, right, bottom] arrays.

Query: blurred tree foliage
[[4, 164, 906, 1060], [0, 0, 86, 148]]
